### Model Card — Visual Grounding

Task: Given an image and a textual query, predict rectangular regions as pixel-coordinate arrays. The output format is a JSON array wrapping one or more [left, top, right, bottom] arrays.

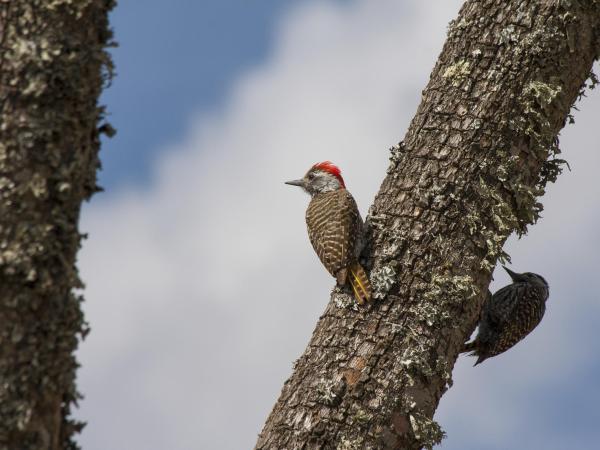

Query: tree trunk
[[0, 2, 114, 449], [256, 1, 599, 449]]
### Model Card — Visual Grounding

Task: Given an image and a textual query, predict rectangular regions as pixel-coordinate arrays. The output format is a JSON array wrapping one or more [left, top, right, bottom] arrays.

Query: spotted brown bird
[[463, 266, 549, 365], [285, 161, 371, 304]]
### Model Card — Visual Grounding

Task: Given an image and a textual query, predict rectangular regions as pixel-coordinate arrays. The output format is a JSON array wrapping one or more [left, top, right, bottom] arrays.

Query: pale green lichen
[[367, 212, 389, 231], [442, 59, 471, 85], [409, 413, 446, 450], [337, 436, 364, 450], [316, 377, 346, 407], [14, 402, 32, 431], [352, 407, 373, 424], [47, 0, 96, 18], [370, 264, 397, 300], [423, 274, 479, 306], [447, 16, 470, 36], [386, 321, 403, 334], [333, 290, 359, 311], [0, 177, 15, 196], [380, 238, 404, 259], [499, 24, 520, 44], [473, 178, 517, 267], [400, 348, 435, 379], [436, 355, 453, 389], [523, 81, 563, 126], [398, 328, 445, 380], [415, 301, 452, 328], [514, 80, 561, 155], [387, 141, 406, 174], [29, 174, 48, 199], [499, 78, 567, 232]]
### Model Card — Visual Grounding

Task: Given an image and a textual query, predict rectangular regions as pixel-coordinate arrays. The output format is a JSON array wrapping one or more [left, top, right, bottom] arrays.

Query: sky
[[76, 1, 600, 449]]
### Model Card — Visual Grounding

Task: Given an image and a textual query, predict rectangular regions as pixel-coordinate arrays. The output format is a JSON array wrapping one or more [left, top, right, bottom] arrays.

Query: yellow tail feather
[[348, 262, 371, 304]]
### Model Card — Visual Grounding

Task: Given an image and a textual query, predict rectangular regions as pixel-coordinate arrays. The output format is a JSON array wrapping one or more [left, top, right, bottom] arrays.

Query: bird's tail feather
[[461, 341, 486, 365], [348, 262, 371, 304], [461, 341, 476, 354]]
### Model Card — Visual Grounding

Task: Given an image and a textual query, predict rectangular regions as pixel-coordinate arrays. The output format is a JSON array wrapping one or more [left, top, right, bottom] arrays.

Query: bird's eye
[[308, 173, 315, 179]]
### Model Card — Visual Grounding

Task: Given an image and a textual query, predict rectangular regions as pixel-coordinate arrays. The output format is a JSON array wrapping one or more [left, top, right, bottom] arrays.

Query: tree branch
[[0, 2, 114, 449], [256, 0, 599, 448]]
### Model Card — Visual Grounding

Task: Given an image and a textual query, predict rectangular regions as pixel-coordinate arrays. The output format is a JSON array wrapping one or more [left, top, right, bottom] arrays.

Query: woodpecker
[[463, 266, 549, 365], [285, 161, 371, 304]]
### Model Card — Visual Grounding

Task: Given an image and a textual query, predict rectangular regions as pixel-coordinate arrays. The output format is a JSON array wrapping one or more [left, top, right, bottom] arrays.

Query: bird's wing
[[306, 190, 361, 278], [506, 284, 548, 331], [485, 283, 525, 326]]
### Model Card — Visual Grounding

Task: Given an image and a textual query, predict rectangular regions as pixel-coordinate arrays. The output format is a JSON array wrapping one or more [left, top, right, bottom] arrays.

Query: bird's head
[[503, 266, 548, 287], [285, 161, 346, 196]]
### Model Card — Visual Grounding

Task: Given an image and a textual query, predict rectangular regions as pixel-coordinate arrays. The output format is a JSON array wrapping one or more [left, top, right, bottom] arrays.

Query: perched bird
[[285, 161, 371, 304], [463, 266, 549, 365]]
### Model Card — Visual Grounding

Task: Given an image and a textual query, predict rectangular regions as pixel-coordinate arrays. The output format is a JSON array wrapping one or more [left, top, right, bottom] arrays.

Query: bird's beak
[[502, 266, 520, 281], [285, 179, 305, 188]]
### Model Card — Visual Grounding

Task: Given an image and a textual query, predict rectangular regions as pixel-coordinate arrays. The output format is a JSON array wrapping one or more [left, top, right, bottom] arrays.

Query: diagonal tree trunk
[[0, 1, 114, 449], [256, 1, 599, 449]]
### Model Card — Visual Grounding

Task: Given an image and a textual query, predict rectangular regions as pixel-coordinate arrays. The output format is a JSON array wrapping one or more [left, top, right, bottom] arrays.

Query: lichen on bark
[[0, 1, 115, 449], [256, 1, 600, 449]]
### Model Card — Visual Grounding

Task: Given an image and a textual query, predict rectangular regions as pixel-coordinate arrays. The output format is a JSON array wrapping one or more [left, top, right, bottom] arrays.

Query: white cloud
[[76, 1, 599, 449]]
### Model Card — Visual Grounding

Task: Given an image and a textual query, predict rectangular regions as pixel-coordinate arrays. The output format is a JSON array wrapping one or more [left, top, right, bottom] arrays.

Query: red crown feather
[[312, 161, 345, 188]]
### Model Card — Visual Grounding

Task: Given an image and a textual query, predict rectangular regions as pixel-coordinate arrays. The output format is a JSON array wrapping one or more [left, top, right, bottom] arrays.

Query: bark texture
[[257, 1, 600, 449], [0, 1, 114, 449]]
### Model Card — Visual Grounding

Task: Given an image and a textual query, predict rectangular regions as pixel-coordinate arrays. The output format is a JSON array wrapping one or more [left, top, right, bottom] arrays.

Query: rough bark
[[256, 1, 600, 449], [0, 1, 114, 449]]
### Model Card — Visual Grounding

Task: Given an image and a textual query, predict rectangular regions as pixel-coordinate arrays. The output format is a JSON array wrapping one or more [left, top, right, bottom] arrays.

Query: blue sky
[[99, 0, 305, 188], [77, 1, 600, 449]]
